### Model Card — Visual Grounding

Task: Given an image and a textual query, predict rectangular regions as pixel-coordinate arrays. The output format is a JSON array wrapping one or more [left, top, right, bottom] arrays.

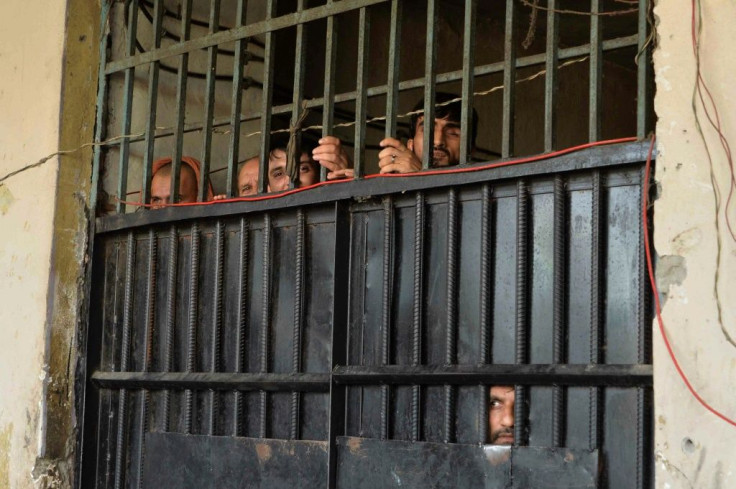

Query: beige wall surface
[[0, 0, 68, 487], [653, 0, 736, 487]]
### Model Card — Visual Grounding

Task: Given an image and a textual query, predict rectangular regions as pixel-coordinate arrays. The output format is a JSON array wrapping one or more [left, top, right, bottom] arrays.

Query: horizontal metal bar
[[106, 0, 390, 74], [91, 371, 331, 392], [117, 34, 639, 146], [333, 364, 652, 387], [96, 140, 650, 234]]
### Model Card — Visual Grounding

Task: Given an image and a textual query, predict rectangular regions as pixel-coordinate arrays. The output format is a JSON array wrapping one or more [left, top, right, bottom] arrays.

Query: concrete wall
[[0, 0, 99, 487], [652, 0, 736, 487]]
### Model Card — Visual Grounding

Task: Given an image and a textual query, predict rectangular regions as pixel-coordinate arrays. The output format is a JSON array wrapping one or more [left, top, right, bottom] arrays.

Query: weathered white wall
[[653, 0, 736, 487], [0, 0, 68, 487]]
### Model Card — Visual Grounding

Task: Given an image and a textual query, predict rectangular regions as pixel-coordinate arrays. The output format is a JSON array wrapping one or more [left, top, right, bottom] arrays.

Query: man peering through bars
[[489, 386, 515, 445], [150, 156, 214, 209], [318, 92, 478, 179], [213, 134, 320, 199]]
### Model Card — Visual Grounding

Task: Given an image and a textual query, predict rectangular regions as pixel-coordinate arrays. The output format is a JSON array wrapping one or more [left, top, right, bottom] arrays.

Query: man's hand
[[326, 168, 354, 180], [312, 136, 353, 179], [378, 138, 421, 173], [212, 194, 228, 201]]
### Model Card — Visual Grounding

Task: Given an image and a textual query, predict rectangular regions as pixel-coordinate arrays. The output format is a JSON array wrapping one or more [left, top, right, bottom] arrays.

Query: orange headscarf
[[151, 156, 215, 201]]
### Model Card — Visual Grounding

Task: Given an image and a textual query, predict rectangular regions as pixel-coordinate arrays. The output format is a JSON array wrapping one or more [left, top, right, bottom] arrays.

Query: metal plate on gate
[[336, 437, 598, 489], [142, 433, 328, 489]]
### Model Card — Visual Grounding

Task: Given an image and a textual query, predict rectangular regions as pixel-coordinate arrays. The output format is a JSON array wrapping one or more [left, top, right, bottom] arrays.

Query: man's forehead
[[416, 114, 461, 126]]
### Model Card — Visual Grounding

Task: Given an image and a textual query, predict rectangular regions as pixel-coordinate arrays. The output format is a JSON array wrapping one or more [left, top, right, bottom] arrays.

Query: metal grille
[[80, 1, 655, 488]]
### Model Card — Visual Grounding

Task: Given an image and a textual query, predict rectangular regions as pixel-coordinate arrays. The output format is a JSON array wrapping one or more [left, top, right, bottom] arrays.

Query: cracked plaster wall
[[653, 0, 736, 487]]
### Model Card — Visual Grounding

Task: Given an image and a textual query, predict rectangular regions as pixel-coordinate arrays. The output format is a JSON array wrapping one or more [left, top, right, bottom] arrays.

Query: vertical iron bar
[[478, 183, 493, 444], [289, 0, 307, 187], [544, 0, 559, 153], [116, 0, 139, 214], [637, 0, 651, 138], [353, 7, 371, 179], [291, 209, 306, 439], [411, 192, 425, 442], [380, 197, 394, 440], [514, 181, 529, 446], [459, 0, 477, 164], [170, 0, 193, 203], [162, 226, 177, 431], [637, 165, 652, 489], [444, 189, 459, 444], [234, 217, 250, 436], [384, 0, 402, 139], [226, 0, 248, 198], [589, 0, 602, 142], [141, 0, 163, 205], [136, 230, 157, 489], [502, 0, 516, 159], [184, 222, 200, 434], [260, 214, 273, 438], [321, 0, 338, 182], [552, 175, 567, 447], [258, 0, 277, 194], [589, 171, 603, 450], [422, 0, 438, 170], [113, 232, 135, 489], [199, 0, 221, 201], [210, 221, 225, 435]]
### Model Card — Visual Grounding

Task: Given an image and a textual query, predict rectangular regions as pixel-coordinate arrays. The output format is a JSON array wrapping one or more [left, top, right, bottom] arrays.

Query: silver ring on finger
[[391, 153, 397, 163]]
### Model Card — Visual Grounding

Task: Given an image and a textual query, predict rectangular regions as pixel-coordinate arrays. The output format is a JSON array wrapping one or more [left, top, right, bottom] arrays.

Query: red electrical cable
[[117, 136, 638, 208], [643, 134, 736, 427]]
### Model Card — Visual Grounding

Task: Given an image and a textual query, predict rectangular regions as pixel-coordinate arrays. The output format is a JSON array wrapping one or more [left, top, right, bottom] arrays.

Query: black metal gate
[[80, 140, 653, 488]]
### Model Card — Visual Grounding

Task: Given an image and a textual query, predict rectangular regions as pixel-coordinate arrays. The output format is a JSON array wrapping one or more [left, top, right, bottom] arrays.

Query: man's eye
[[490, 400, 502, 409], [151, 197, 161, 203], [273, 170, 284, 178], [300, 164, 311, 173], [447, 129, 461, 138]]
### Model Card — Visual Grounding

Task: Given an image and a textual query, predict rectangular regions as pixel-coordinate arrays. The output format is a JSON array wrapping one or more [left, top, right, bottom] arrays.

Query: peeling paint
[[0, 184, 15, 215], [0, 423, 11, 488], [656, 255, 687, 302]]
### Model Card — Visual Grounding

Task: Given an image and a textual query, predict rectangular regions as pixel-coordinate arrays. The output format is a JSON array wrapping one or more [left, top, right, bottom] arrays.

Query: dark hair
[[268, 133, 318, 158], [409, 92, 478, 148]]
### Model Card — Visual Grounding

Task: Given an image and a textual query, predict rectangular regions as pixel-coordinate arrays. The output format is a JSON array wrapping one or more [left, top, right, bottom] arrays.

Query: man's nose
[[433, 124, 446, 146], [501, 406, 514, 427]]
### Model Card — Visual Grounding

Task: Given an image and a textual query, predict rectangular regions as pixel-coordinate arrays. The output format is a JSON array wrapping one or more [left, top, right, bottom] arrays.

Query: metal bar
[[118, 34, 639, 145], [114, 232, 135, 489], [321, 0, 338, 182], [162, 225, 177, 431], [92, 372, 332, 391], [288, 0, 307, 187], [384, 0, 402, 139], [135, 229, 157, 488], [380, 197, 394, 440], [637, 166, 652, 489], [170, 0, 193, 204], [502, 0, 516, 159], [328, 202, 351, 489], [332, 365, 653, 386], [422, 0, 438, 170], [589, 171, 603, 450], [260, 214, 273, 438], [544, 0, 559, 153], [89, 0, 111, 218], [184, 222, 200, 434], [589, 0, 602, 142], [637, 0, 651, 138], [514, 181, 529, 446], [444, 188, 459, 444], [210, 221, 225, 435], [258, 0, 277, 194], [459, 0, 477, 164], [234, 217, 249, 436], [478, 183, 493, 444], [411, 192, 425, 442], [199, 0, 221, 201], [290, 209, 306, 440], [552, 175, 567, 447], [226, 0, 248, 198], [353, 7, 371, 179], [106, 0, 390, 74], [116, 0, 139, 214], [141, 0, 163, 205]]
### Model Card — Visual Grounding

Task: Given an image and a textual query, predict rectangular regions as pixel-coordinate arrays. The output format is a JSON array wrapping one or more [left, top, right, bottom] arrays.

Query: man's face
[[268, 149, 318, 192], [489, 386, 515, 445], [150, 165, 198, 209], [407, 115, 461, 167], [237, 157, 260, 196]]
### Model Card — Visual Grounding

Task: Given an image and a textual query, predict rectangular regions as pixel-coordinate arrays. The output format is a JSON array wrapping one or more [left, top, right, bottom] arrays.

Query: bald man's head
[[150, 163, 198, 209], [238, 156, 260, 196]]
